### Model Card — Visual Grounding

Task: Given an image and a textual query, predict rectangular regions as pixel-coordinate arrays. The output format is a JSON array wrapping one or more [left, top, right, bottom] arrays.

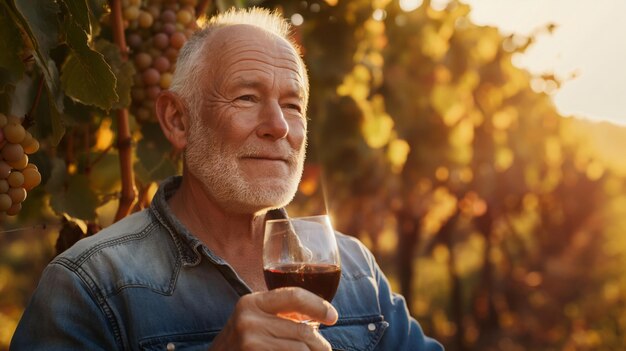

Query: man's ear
[[155, 91, 189, 151]]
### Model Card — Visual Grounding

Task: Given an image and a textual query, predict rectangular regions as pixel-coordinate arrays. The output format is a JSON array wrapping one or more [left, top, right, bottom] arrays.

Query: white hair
[[169, 7, 309, 114]]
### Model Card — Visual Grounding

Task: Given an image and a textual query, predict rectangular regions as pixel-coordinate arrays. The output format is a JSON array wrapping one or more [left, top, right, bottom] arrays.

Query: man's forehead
[[199, 24, 307, 90], [204, 24, 297, 56]]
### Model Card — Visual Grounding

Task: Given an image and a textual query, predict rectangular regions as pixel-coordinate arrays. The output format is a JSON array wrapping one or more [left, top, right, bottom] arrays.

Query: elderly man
[[11, 8, 443, 351]]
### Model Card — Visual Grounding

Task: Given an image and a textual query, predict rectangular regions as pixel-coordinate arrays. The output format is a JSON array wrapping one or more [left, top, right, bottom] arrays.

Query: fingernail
[[325, 304, 338, 323]]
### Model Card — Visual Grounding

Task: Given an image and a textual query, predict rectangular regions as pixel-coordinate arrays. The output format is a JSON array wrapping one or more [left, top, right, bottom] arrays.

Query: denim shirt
[[11, 176, 443, 351]]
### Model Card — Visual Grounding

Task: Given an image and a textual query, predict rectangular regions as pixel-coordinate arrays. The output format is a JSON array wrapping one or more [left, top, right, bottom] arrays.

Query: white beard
[[184, 115, 306, 214]]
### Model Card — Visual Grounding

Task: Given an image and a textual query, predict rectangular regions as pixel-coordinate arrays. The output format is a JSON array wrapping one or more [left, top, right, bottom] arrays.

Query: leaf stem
[[109, 0, 137, 221], [88, 143, 114, 170]]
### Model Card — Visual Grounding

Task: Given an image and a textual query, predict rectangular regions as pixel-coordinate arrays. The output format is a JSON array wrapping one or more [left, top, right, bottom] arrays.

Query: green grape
[[0, 161, 10, 179], [0, 113, 7, 128], [21, 131, 33, 147], [6, 202, 21, 216], [176, 9, 193, 25], [159, 72, 173, 89], [124, 5, 140, 21], [125, 0, 199, 123], [8, 187, 26, 204], [0, 194, 11, 212], [138, 11, 154, 28], [22, 167, 41, 191], [134, 52, 153, 70], [4, 122, 26, 144], [7, 171, 24, 188], [146, 5, 160, 19], [23, 138, 40, 154], [0, 179, 8, 193], [8, 154, 28, 170], [2, 143, 24, 163]]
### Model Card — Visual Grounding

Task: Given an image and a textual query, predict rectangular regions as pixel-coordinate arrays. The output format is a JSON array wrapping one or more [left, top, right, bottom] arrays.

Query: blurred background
[[1, 0, 626, 350]]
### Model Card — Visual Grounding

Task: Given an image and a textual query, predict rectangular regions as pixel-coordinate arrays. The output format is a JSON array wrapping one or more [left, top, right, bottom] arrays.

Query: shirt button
[[368, 323, 376, 332], [166, 342, 175, 351]]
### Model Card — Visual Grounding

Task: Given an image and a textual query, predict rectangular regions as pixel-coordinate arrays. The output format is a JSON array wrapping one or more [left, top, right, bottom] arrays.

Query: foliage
[[1, 0, 626, 350]]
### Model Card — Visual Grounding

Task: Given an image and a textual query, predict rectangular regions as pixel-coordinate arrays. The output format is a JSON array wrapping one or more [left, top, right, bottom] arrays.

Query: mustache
[[237, 143, 302, 164]]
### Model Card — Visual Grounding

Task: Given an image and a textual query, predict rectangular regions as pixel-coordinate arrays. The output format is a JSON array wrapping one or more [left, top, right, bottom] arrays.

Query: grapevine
[[122, 0, 199, 123], [0, 113, 42, 218]]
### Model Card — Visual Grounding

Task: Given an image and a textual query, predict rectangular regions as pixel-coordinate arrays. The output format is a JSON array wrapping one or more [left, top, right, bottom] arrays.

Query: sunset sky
[[400, 0, 626, 126]]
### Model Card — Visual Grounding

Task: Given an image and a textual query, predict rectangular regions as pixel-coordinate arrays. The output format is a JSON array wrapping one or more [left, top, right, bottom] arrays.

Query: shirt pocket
[[320, 315, 389, 351], [138, 330, 219, 351]]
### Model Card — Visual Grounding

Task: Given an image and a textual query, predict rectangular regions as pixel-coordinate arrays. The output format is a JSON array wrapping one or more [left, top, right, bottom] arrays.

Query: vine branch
[[109, 0, 137, 221], [195, 0, 211, 19]]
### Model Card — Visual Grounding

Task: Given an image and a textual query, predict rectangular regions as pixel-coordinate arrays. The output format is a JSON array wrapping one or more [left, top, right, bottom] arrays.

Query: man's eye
[[285, 104, 302, 112], [237, 95, 256, 102]]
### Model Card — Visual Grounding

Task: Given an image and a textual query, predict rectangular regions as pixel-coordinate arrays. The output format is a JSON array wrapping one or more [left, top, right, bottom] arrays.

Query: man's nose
[[257, 100, 289, 140]]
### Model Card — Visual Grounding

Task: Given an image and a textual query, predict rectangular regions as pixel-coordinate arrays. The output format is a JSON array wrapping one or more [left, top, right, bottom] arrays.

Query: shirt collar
[[149, 176, 288, 267]]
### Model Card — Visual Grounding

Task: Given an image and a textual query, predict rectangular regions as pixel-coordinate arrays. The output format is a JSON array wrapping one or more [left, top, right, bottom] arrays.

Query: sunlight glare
[[462, 0, 626, 126], [430, 0, 450, 11], [372, 9, 386, 21], [399, 0, 422, 12], [290, 13, 304, 26]]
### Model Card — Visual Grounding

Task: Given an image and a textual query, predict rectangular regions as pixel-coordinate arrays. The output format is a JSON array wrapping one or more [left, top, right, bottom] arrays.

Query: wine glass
[[263, 215, 341, 330]]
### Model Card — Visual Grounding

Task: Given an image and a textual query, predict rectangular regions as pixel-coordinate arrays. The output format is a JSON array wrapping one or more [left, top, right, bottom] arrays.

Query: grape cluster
[[0, 113, 42, 217], [122, 0, 199, 122]]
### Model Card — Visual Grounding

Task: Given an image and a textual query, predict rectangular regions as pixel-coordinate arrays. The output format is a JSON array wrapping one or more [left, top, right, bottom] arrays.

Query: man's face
[[185, 25, 307, 214]]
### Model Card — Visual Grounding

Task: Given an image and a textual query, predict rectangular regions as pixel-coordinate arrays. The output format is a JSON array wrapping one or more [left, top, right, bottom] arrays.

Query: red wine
[[264, 264, 341, 302]]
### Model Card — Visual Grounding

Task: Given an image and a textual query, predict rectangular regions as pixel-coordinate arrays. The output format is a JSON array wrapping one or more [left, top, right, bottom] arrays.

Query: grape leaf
[[86, 0, 107, 37], [61, 18, 118, 110], [95, 40, 135, 109], [49, 94, 66, 145], [88, 152, 121, 194], [11, 0, 64, 112], [0, 5, 25, 84], [31, 84, 66, 145], [0, 86, 12, 113], [7, 74, 36, 117], [61, 0, 91, 36], [12, 0, 59, 60], [49, 174, 99, 220], [136, 123, 178, 183]]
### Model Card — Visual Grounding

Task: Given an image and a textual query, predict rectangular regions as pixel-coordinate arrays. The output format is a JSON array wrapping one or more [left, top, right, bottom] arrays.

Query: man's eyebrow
[[232, 78, 263, 89], [232, 77, 305, 99]]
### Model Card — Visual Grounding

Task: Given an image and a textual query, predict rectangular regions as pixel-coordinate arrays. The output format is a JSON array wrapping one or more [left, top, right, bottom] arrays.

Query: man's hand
[[209, 287, 338, 351]]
